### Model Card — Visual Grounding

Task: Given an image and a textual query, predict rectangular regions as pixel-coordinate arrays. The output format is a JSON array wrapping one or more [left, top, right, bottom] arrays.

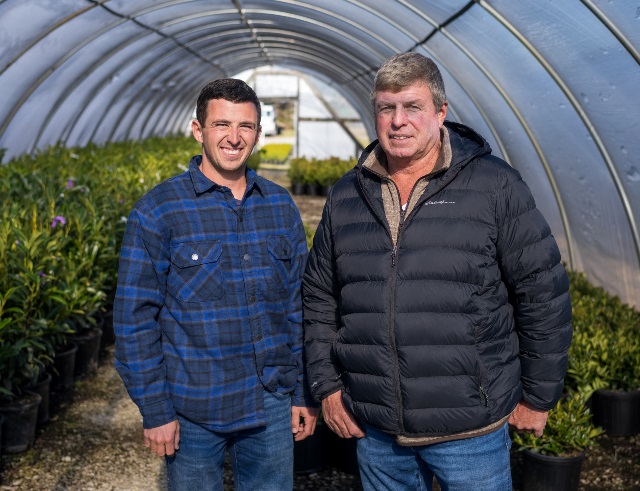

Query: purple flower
[[51, 216, 66, 228], [39, 271, 46, 277], [119, 198, 125, 205], [66, 179, 74, 189]]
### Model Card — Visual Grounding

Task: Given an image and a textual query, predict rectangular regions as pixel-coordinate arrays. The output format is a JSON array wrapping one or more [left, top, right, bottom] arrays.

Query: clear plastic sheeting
[[0, 0, 638, 307]]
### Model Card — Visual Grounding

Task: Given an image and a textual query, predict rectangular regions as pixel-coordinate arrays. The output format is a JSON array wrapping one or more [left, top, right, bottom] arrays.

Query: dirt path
[[0, 347, 166, 490]]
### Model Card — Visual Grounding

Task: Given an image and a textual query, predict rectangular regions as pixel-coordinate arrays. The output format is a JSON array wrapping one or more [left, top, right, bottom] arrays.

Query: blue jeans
[[357, 423, 512, 491], [165, 390, 293, 491]]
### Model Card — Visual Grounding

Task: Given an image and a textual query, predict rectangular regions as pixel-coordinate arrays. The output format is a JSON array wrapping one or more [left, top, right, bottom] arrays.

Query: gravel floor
[[1, 179, 638, 490]]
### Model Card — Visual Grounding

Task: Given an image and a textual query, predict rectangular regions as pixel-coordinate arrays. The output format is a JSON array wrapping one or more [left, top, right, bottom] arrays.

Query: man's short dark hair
[[196, 78, 261, 126], [371, 53, 447, 111]]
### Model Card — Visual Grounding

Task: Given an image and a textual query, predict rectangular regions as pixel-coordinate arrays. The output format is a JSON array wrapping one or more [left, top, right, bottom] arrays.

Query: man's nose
[[391, 108, 408, 127], [227, 127, 241, 144]]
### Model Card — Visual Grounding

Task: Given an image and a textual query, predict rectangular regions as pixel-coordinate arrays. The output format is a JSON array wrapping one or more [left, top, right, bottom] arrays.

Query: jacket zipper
[[358, 169, 405, 432], [386, 180, 408, 432], [389, 207, 406, 431]]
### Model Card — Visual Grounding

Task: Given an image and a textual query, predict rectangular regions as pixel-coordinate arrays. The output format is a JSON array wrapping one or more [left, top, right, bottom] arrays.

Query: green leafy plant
[[287, 158, 309, 185], [512, 393, 604, 457], [260, 143, 292, 163], [566, 271, 640, 395], [0, 135, 200, 396]]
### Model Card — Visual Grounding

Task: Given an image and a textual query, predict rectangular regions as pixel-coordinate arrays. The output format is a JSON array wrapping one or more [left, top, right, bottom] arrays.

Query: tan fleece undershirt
[[362, 127, 452, 246], [362, 126, 509, 446]]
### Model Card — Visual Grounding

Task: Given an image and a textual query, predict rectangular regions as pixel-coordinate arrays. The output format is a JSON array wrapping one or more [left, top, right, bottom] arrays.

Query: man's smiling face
[[374, 81, 447, 169]]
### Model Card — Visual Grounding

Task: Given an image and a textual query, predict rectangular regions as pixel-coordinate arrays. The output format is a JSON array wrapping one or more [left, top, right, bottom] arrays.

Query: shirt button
[[249, 295, 256, 303], [255, 333, 263, 341], [243, 254, 250, 261]]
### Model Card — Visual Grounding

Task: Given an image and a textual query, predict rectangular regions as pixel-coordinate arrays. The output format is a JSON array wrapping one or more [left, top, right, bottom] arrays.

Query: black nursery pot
[[99, 309, 115, 352], [0, 391, 42, 454], [294, 420, 329, 474], [520, 449, 584, 491], [0, 412, 4, 455], [591, 389, 640, 436], [51, 342, 78, 392], [25, 371, 52, 427], [70, 327, 102, 377], [290, 182, 306, 195]]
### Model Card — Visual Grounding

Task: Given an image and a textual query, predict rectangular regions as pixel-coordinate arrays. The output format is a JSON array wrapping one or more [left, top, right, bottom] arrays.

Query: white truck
[[260, 103, 278, 136]]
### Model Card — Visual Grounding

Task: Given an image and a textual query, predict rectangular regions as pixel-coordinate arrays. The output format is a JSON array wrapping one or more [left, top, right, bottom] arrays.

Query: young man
[[114, 78, 318, 490], [303, 53, 572, 490]]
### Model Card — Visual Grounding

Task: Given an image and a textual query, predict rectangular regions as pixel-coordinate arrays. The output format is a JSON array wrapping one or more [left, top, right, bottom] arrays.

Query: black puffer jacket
[[303, 121, 572, 437]]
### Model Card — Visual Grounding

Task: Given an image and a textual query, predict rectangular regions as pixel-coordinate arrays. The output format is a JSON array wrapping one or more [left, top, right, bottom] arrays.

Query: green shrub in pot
[[566, 271, 640, 396], [512, 393, 603, 457]]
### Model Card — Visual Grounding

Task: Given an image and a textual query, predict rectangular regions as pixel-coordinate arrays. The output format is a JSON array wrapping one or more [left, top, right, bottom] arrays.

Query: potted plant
[[566, 271, 640, 436], [287, 158, 308, 195], [512, 393, 604, 491], [0, 305, 44, 453]]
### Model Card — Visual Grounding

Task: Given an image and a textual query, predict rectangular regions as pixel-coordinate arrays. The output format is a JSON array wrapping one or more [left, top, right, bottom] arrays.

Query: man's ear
[[192, 119, 203, 144], [438, 102, 448, 126]]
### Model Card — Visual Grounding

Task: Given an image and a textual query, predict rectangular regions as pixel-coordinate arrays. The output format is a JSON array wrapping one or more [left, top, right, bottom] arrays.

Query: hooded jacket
[[302, 121, 572, 438]]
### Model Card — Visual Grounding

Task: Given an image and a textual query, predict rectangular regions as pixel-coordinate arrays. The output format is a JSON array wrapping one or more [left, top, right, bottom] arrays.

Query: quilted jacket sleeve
[[302, 196, 345, 402], [495, 167, 572, 411]]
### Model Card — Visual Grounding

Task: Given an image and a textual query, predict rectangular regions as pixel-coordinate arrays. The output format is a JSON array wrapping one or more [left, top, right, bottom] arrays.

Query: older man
[[303, 53, 572, 490]]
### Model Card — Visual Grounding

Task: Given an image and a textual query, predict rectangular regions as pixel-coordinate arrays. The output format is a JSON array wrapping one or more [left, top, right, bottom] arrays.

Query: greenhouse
[[0, 1, 639, 490]]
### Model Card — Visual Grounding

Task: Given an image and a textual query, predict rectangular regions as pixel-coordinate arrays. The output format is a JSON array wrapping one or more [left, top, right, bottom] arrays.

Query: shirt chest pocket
[[266, 235, 294, 293], [168, 240, 225, 303]]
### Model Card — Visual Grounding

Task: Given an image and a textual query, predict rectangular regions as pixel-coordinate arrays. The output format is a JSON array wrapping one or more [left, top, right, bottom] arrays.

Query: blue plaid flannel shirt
[[114, 155, 314, 431]]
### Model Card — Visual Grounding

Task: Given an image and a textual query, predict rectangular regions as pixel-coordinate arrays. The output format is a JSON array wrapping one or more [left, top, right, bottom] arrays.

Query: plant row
[[0, 135, 201, 399], [287, 157, 356, 195], [512, 269, 640, 456]]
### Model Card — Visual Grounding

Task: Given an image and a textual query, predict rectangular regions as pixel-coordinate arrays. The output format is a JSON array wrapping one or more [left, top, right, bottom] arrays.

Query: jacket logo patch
[[424, 200, 456, 206]]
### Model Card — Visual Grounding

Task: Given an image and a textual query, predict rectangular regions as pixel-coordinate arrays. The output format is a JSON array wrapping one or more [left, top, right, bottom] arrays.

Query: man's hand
[[322, 390, 365, 438], [291, 406, 320, 441], [144, 419, 180, 457], [508, 400, 548, 437]]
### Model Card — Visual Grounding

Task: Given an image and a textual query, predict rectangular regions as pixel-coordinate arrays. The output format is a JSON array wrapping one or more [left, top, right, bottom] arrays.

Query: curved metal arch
[[199, 29, 376, 76], [96, 1, 403, 66], [424, 12, 575, 268], [134, 67, 210, 142], [121, 48, 372, 146], [58, 40, 207, 147], [83, 32, 372, 147], [249, 0, 421, 44], [102, 56, 220, 144], [239, 9, 402, 54], [0, 4, 230, 144], [0, 14, 130, 142], [479, 0, 640, 269], [31, 30, 176, 154], [0, 3, 99, 77], [82, 2, 396, 144], [197, 41, 369, 85], [580, 0, 640, 64], [425, 50, 511, 163]]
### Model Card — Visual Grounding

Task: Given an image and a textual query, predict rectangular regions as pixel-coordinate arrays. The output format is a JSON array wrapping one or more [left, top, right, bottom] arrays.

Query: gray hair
[[370, 53, 447, 110]]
